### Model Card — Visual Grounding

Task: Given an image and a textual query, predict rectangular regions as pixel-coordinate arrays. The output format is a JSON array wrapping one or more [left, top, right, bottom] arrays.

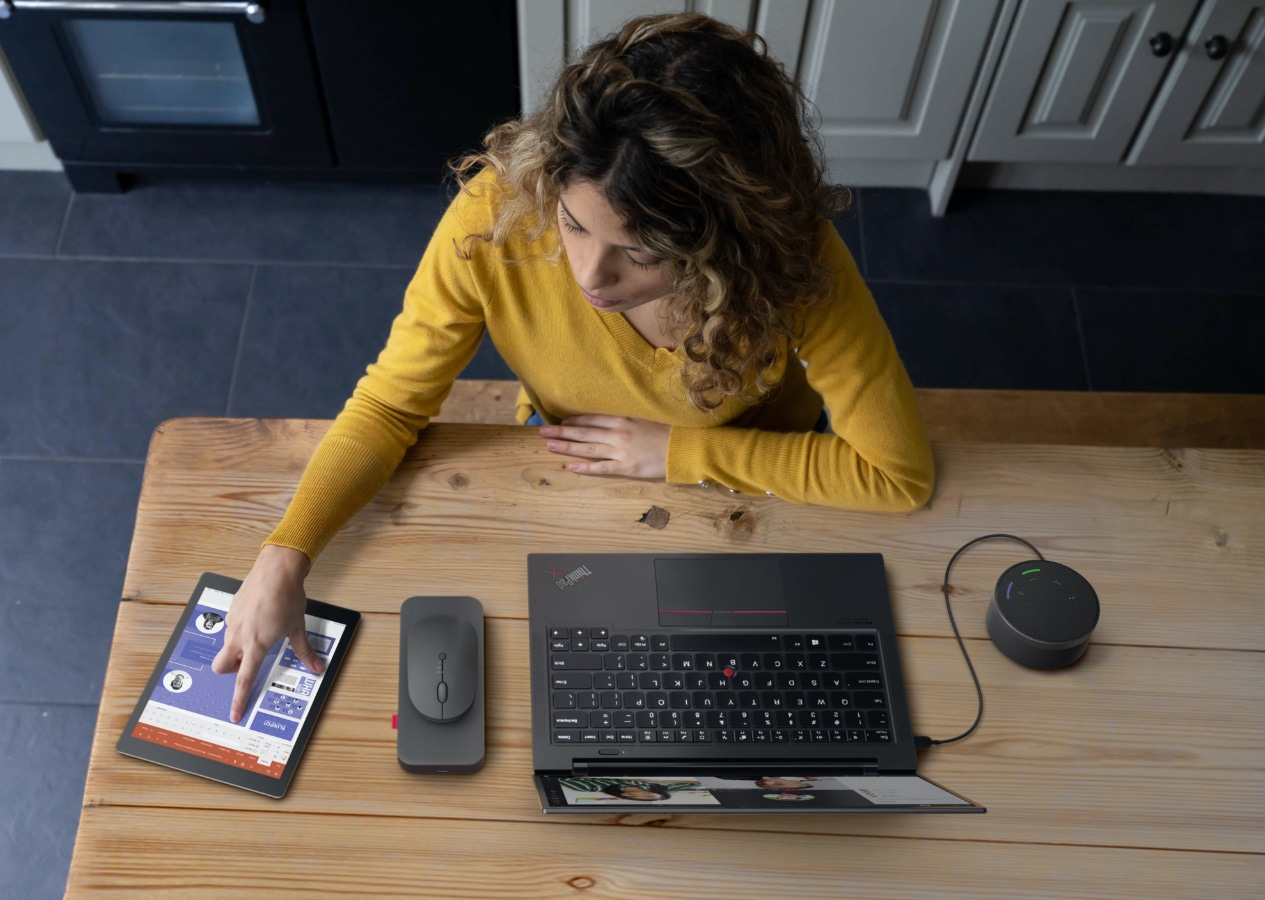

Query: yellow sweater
[[266, 177, 934, 561]]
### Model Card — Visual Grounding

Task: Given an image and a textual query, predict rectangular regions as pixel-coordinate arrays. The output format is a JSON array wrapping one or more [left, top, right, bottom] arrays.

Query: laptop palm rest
[[655, 557, 788, 627]]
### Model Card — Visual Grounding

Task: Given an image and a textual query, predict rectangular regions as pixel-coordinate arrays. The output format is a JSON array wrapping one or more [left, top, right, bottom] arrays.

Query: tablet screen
[[129, 584, 348, 779]]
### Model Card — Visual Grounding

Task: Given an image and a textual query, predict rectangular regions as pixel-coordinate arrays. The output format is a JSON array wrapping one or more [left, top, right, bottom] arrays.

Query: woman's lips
[[581, 288, 619, 310]]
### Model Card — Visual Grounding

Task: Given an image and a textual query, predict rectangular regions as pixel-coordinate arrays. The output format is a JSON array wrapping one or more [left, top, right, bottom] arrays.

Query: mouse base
[[398, 596, 486, 774]]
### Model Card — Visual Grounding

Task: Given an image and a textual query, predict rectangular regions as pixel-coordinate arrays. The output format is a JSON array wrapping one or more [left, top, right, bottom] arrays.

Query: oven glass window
[[62, 18, 260, 127]]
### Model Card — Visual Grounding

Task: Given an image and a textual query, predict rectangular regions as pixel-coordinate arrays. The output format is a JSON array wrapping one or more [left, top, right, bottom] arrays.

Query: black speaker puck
[[987, 560, 1099, 669]]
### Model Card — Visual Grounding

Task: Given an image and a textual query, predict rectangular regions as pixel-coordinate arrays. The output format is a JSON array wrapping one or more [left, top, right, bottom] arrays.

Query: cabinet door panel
[[801, 0, 1001, 160], [1131, 0, 1265, 165], [971, 0, 1199, 162]]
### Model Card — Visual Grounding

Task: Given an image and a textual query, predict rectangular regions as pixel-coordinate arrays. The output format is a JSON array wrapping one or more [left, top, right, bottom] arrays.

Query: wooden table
[[67, 419, 1265, 898]]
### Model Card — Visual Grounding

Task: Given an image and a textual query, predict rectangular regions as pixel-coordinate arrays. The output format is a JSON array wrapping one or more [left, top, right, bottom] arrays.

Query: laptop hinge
[[571, 759, 881, 777]]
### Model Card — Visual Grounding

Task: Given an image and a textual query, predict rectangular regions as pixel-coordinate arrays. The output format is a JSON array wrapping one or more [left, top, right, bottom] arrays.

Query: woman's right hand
[[211, 544, 324, 723]]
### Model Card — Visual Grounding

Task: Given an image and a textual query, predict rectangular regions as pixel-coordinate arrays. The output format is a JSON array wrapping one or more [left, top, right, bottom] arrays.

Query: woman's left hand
[[540, 415, 670, 479]]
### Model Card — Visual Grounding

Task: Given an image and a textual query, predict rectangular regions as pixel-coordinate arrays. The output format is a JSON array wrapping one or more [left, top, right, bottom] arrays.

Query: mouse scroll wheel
[[437, 681, 448, 704]]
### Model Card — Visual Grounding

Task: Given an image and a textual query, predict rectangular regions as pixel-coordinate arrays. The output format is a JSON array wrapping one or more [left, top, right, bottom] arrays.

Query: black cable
[[915, 533, 1044, 749]]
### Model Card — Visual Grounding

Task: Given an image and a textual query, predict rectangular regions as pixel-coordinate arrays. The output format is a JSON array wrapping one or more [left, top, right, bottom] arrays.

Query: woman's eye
[[558, 210, 583, 234], [627, 255, 661, 271]]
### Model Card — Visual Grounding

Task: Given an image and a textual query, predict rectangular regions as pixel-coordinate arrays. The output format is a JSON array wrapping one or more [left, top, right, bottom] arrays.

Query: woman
[[211, 13, 933, 721]]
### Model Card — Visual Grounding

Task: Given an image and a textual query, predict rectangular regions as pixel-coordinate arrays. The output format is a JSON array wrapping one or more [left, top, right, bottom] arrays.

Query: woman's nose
[[575, 247, 618, 290]]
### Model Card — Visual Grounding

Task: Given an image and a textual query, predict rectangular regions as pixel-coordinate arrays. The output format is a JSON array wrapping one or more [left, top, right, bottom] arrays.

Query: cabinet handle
[[1204, 35, 1229, 60], [0, 1, 266, 23], [1148, 31, 1174, 57]]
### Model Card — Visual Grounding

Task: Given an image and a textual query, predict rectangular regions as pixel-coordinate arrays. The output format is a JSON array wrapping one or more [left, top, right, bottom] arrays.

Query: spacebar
[[670, 634, 781, 651]]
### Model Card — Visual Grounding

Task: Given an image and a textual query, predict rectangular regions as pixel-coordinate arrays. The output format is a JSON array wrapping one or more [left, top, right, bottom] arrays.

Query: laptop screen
[[536, 773, 980, 812]]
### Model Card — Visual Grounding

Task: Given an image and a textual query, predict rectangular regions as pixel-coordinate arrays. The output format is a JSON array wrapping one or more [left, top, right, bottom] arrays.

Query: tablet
[[116, 572, 360, 798]]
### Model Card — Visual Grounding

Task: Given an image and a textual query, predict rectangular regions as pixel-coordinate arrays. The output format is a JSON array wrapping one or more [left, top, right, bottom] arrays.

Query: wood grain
[[435, 380, 1265, 448], [123, 420, 1265, 651], [82, 601, 1264, 854], [67, 806, 1263, 899], [66, 415, 1265, 898]]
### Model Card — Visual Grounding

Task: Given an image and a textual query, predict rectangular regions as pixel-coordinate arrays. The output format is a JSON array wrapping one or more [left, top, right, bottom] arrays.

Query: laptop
[[528, 553, 984, 813]]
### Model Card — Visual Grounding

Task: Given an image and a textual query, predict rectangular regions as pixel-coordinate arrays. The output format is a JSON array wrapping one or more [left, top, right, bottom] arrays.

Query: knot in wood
[[567, 876, 596, 890], [448, 473, 469, 489], [714, 507, 754, 539], [638, 506, 670, 529]]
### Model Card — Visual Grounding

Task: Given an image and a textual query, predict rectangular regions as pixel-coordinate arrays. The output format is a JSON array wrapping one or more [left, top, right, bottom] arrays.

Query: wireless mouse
[[407, 613, 479, 722]]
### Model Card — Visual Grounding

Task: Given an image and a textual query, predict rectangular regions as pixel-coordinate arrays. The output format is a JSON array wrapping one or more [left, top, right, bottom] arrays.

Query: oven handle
[[0, 1, 266, 24]]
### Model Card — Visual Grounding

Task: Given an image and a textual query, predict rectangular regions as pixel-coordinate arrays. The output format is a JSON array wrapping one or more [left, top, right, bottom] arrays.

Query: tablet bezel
[[115, 572, 360, 799]]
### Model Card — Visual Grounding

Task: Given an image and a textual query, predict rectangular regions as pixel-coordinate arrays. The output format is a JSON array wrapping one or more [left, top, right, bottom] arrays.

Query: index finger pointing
[[230, 646, 266, 724]]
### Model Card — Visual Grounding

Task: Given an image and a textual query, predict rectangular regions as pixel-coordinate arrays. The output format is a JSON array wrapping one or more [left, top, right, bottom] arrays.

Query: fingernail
[[548, 441, 561, 451], [569, 463, 581, 472]]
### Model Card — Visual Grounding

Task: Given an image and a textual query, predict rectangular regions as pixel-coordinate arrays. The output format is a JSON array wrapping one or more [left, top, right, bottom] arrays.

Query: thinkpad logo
[[553, 564, 593, 591]]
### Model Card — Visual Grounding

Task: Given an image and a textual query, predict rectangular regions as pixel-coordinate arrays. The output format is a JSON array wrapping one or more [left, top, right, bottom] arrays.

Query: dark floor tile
[[231, 264, 514, 418], [0, 460, 142, 704], [0, 702, 97, 900], [872, 281, 1087, 390], [1077, 288, 1265, 393], [861, 188, 1265, 293], [0, 171, 71, 257], [60, 179, 448, 266], [0, 258, 249, 459]]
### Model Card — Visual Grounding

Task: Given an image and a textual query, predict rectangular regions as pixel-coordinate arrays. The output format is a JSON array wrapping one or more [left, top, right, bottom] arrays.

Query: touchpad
[[654, 557, 788, 627]]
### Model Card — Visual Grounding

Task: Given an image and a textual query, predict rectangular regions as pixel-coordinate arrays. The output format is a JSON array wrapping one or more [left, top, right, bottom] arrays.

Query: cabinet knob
[[1149, 32, 1174, 57], [1205, 35, 1229, 60]]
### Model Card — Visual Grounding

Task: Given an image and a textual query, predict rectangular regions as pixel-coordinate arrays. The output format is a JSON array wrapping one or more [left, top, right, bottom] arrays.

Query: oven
[[0, 0, 331, 190]]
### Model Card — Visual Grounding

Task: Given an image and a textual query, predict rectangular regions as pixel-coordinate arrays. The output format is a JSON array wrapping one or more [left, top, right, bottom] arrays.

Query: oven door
[[0, 0, 331, 168]]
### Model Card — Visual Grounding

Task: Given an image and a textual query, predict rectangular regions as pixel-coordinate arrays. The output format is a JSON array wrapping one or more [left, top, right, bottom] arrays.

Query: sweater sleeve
[[264, 187, 492, 561], [664, 223, 934, 512]]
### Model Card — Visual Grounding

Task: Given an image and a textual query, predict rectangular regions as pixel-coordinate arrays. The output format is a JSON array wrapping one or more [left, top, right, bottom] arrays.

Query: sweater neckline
[[587, 291, 681, 372]]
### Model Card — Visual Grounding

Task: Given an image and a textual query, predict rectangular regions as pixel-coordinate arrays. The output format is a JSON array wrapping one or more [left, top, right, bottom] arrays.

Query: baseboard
[[0, 141, 62, 171], [958, 162, 1265, 196]]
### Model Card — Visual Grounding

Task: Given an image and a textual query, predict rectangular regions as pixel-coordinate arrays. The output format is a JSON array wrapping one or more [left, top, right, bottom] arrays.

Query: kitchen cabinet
[[799, 0, 1001, 161], [1129, 0, 1265, 165], [970, 0, 1202, 163]]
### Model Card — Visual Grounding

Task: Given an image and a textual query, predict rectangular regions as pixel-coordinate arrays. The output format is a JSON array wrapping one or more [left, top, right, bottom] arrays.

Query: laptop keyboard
[[547, 629, 893, 746]]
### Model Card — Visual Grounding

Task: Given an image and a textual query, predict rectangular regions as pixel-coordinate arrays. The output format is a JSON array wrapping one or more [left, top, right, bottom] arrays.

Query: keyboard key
[[624, 692, 645, 709], [616, 673, 637, 690], [552, 673, 592, 690], [733, 673, 755, 690], [798, 710, 820, 728], [663, 673, 685, 691], [631, 634, 650, 651], [614, 711, 636, 728], [784, 635, 804, 650], [846, 729, 865, 742], [675, 730, 693, 743], [739, 653, 762, 670], [830, 692, 852, 708], [669, 692, 692, 709], [671, 653, 693, 670], [639, 672, 661, 690], [803, 673, 823, 689], [687, 673, 707, 690], [786, 654, 807, 670], [599, 692, 621, 709], [754, 672, 775, 689], [552, 653, 602, 670], [553, 713, 585, 728], [662, 711, 682, 728], [571, 628, 588, 642], [553, 730, 577, 742], [592, 712, 612, 728], [591, 639, 610, 652], [735, 730, 752, 743], [581, 731, 599, 742], [848, 673, 883, 689], [695, 653, 716, 670], [808, 692, 829, 708], [785, 692, 806, 708], [604, 653, 626, 670], [868, 710, 889, 727], [550, 639, 570, 651], [777, 673, 799, 689], [753, 729, 770, 743], [694, 729, 712, 742], [732, 710, 753, 729], [617, 730, 636, 743], [824, 673, 844, 689], [857, 634, 878, 651], [739, 692, 760, 709], [866, 729, 892, 743], [671, 634, 780, 651], [638, 730, 656, 742], [805, 635, 826, 650], [831, 653, 880, 670], [592, 627, 609, 639], [777, 711, 796, 728], [627, 654, 649, 671], [648, 692, 669, 709], [593, 674, 615, 690], [811, 729, 827, 742], [636, 711, 658, 728], [600, 731, 618, 743], [771, 729, 789, 742], [571, 636, 589, 651], [706, 711, 728, 728], [854, 691, 886, 708], [552, 692, 576, 709], [652, 635, 670, 651], [548, 628, 570, 640], [716, 692, 738, 709], [792, 730, 810, 743], [684, 711, 706, 728], [827, 729, 845, 742], [763, 653, 784, 671], [827, 634, 854, 650], [761, 691, 784, 709], [847, 711, 866, 728], [808, 653, 829, 670], [707, 673, 731, 690], [657, 729, 675, 743], [716, 730, 734, 743], [578, 692, 599, 708], [692, 691, 714, 709], [611, 635, 630, 651]]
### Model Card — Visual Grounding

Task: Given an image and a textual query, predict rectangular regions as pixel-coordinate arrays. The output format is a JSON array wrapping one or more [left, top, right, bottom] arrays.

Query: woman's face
[[619, 786, 664, 801], [557, 179, 673, 314]]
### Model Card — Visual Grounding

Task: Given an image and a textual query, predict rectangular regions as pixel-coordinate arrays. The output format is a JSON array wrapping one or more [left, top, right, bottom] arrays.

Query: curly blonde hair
[[452, 13, 849, 411]]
